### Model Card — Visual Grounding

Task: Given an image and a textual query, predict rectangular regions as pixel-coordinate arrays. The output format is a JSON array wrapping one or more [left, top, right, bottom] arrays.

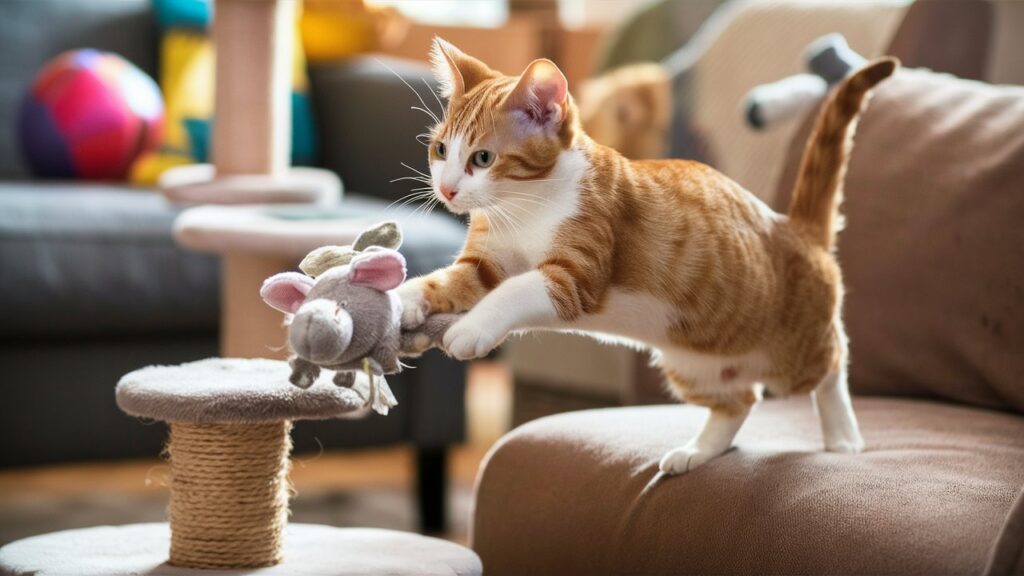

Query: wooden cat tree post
[[213, 0, 293, 178], [161, 0, 339, 205]]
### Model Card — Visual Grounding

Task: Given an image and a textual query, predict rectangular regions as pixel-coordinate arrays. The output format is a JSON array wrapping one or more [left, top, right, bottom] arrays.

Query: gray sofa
[[0, 0, 465, 532]]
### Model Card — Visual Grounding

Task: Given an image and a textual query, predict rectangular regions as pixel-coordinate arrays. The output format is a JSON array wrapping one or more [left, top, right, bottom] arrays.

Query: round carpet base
[[0, 523, 482, 575]]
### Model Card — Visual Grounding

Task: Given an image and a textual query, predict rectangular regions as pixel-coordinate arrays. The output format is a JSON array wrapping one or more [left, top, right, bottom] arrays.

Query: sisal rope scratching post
[[114, 359, 367, 570], [165, 421, 292, 568], [0, 358, 483, 575]]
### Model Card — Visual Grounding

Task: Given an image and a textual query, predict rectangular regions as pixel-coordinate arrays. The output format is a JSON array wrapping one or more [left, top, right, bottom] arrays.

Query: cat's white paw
[[825, 436, 865, 454], [659, 445, 720, 475], [396, 282, 429, 328], [443, 316, 504, 360]]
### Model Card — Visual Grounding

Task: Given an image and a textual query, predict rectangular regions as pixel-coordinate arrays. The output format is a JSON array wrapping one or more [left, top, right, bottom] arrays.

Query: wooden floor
[[0, 362, 513, 544]]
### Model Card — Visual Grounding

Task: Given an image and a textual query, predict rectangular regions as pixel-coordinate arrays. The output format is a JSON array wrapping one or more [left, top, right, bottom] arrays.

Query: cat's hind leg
[[658, 379, 759, 475], [813, 365, 864, 453]]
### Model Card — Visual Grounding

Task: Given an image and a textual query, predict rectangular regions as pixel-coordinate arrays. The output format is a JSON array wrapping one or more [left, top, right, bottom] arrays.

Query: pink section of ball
[[20, 49, 165, 180]]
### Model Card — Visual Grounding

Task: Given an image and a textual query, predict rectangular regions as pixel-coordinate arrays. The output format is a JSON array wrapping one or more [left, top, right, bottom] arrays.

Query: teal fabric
[[182, 117, 209, 162], [291, 91, 319, 166], [152, 0, 319, 165], [153, 0, 210, 29]]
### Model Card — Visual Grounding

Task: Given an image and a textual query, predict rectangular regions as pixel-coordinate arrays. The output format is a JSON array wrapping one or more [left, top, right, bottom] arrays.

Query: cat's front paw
[[658, 445, 720, 475], [442, 315, 505, 361], [396, 281, 430, 328]]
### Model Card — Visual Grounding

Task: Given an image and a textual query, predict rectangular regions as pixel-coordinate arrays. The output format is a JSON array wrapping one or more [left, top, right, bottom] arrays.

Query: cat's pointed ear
[[504, 58, 568, 127], [430, 37, 495, 100]]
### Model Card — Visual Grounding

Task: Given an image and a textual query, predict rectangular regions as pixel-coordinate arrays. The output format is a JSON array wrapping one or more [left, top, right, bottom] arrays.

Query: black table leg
[[415, 446, 448, 534]]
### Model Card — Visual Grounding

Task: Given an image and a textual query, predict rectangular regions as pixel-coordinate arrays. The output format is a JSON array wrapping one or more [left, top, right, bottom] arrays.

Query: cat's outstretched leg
[[813, 365, 864, 453], [443, 270, 556, 360], [659, 401, 753, 475]]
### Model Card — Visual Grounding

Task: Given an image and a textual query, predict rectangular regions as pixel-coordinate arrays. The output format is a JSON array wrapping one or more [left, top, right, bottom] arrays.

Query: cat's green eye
[[472, 150, 495, 168], [436, 142, 446, 159]]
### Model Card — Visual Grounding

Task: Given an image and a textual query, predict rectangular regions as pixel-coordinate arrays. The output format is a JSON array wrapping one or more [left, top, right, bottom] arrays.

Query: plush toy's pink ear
[[349, 250, 407, 292], [260, 272, 314, 314]]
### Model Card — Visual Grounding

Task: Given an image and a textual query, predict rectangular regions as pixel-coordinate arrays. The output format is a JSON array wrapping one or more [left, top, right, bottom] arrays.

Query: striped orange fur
[[397, 38, 897, 474]]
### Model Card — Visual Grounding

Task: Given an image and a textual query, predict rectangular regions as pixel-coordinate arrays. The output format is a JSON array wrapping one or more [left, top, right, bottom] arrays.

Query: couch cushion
[[0, 182, 219, 339], [473, 400, 1024, 575], [774, 68, 1024, 414]]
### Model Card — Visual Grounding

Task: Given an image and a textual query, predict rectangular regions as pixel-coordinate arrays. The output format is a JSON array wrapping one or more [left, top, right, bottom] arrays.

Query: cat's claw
[[658, 445, 719, 475], [443, 317, 503, 360]]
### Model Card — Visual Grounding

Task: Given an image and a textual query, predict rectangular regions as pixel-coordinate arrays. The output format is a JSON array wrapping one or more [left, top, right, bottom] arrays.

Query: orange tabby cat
[[397, 38, 897, 475]]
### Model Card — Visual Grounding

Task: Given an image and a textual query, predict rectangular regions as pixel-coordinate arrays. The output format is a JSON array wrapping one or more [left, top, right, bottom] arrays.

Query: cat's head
[[426, 37, 579, 215]]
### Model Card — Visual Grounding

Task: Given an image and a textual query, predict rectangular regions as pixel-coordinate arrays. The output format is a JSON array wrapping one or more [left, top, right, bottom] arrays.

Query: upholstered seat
[[473, 398, 1024, 575]]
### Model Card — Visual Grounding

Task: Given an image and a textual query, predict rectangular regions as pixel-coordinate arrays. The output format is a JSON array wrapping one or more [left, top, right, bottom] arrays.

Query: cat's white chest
[[490, 148, 586, 270]]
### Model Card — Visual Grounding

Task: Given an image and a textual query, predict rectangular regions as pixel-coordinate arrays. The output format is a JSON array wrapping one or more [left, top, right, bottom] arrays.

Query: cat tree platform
[[0, 524, 481, 576], [0, 359, 482, 576]]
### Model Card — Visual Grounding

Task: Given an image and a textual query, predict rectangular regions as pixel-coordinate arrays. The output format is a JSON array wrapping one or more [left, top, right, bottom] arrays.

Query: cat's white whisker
[[497, 200, 542, 222], [487, 204, 521, 242], [502, 177, 568, 184], [495, 192, 552, 208], [374, 56, 443, 126], [481, 208, 506, 241], [384, 190, 435, 212], [410, 195, 442, 221], [411, 106, 441, 125], [390, 175, 431, 184], [400, 162, 431, 179], [421, 77, 448, 122]]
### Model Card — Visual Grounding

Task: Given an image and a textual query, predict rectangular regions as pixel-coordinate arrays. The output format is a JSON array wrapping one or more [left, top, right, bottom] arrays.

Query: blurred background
[[1, 0, 1021, 547]]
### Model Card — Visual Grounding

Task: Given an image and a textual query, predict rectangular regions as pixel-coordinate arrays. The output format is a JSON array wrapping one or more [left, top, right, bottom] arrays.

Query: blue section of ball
[[18, 96, 74, 178]]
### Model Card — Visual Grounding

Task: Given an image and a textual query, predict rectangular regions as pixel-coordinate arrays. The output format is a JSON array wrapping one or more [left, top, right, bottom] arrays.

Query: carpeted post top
[[116, 358, 369, 423]]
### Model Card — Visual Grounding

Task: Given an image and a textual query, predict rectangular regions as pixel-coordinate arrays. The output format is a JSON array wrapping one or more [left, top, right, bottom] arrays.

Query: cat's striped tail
[[787, 57, 898, 250]]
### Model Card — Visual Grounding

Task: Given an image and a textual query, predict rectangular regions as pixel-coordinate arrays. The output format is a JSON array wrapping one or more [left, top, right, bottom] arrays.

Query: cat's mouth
[[434, 189, 473, 215]]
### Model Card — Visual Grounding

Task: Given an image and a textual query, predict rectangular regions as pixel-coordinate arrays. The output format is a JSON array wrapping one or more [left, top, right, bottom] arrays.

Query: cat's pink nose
[[440, 185, 457, 201]]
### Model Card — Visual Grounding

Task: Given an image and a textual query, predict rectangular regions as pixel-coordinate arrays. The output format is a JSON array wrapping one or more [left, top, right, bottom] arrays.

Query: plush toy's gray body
[[287, 263, 404, 389], [261, 221, 458, 414], [286, 265, 458, 389]]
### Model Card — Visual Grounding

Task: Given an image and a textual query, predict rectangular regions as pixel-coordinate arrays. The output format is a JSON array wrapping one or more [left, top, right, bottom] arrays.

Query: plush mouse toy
[[260, 221, 458, 415]]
